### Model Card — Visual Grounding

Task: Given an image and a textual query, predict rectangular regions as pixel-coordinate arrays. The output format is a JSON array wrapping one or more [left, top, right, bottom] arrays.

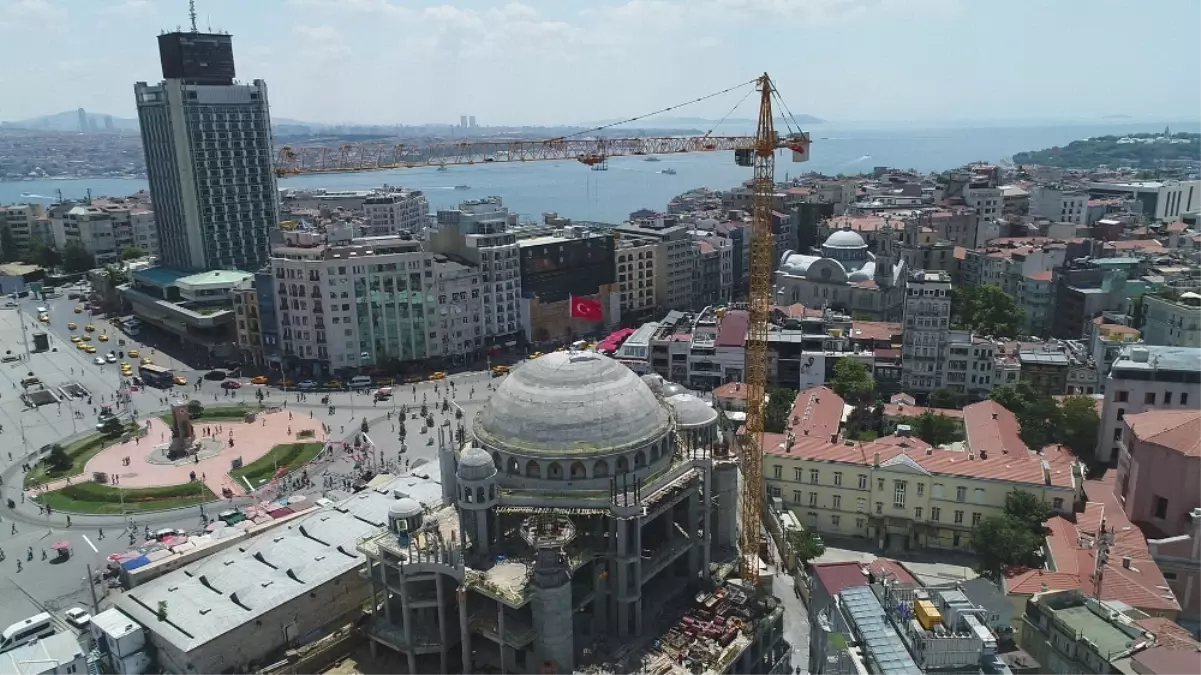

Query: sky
[[0, 0, 1198, 127]]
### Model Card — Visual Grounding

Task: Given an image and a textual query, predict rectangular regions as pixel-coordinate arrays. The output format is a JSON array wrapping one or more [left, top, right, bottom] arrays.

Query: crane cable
[[550, 77, 760, 143]]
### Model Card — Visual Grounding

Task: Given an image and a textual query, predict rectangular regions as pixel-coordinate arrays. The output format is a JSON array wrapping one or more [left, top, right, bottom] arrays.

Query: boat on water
[[454, 185, 471, 190], [643, 156, 661, 162], [660, 168, 677, 175], [436, 166, 448, 172]]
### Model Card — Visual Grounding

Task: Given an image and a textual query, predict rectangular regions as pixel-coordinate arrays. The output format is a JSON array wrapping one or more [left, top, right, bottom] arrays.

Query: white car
[[64, 607, 91, 628], [36, 306, 48, 314], [297, 380, 317, 390], [106, 354, 117, 363], [93, 356, 106, 365]]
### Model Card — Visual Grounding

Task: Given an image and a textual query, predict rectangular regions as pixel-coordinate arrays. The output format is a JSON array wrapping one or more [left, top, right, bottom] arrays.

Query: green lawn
[[157, 404, 259, 427], [24, 424, 138, 489], [38, 481, 216, 514], [231, 442, 324, 489]]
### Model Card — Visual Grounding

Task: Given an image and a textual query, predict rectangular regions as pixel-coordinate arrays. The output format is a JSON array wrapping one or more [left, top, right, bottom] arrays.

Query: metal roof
[[840, 586, 920, 675]]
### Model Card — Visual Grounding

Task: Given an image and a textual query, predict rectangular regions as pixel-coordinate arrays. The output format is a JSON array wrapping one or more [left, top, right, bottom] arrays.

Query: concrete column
[[614, 519, 631, 638], [688, 490, 701, 577], [532, 575, 574, 673], [498, 600, 507, 675], [399, 575, 416, 675], [713, 464, 739, 551], [458, 586, 471, 674], [593, 563, 608, 636], [632, 517, 644, 637], [702, 468, 713, 574], [436, 574, 449, 674]]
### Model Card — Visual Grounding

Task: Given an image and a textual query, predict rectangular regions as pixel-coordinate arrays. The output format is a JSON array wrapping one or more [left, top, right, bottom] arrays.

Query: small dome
[[666, 393, 718, 428], [459, 446, 493, 468], [823, 229, 868, 249], [474, 351, 671, 457], [389, 497, 422, 519], [661, 383, 686, 398], [641, 374, 667, 395]]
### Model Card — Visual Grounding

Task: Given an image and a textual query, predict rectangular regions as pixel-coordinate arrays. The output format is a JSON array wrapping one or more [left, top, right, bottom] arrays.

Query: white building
[[363, 189, 430, 236], [270, 228, 484, 377], [1087, 180, 1201, 222], [1141, 292, 1201, 348], [900, 270, 953, 394], [0, 632, 87, 675], [134, 32, 278, 272], [1095, 345, 1201, 464], [1029, 186, 1088, 225], [776, 227, 907, 321], [614, 236, 659, 319], [0, 204, 47, 258], [426, 197, 522, 342], [963, 185, 1002, 223]]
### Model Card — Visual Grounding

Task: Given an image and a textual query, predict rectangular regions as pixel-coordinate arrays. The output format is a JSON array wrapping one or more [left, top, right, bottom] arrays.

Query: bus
[[138, 363, 174, 388], [0, 613, 55, 653]]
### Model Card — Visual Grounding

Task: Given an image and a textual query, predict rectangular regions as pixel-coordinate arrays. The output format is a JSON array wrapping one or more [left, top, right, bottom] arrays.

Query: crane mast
[[739, 74, 776, 586]]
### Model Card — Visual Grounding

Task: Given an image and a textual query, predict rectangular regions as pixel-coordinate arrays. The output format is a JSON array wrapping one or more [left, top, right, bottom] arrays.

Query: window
[[773, 465, 781, 479], [856, 497, 866, 513], [917, 483, 924, 497], [877, 478, 885, 492], [809, 469, 819, 484], [931, 507, 941, 522], [1182, 392, 1190, 406], [915, 506, 923, 520], [858, 474, 868, 490], [1114, 427, 1123, 441], [831, 515, 841, 528], [794, 467, 803, 481], [956, 486, 967, 502], [834, 471, 843, 487], [972, 512, 981, 526], [832, 495, 841, 510], [933, 483, 944, 499], [1144, 392, 1157, 405], [770, 486, 781, 498], [1115, 390, 1128, 402], [1052, 497, 1064, 511], [954, 510, 964, 524], [1154, 496, 1169, 520], [875, 502, 883, 514], [856, 518, 865, 530], [809, 492, 818, 507], [1164, 392, 1173, 405], [793, 490, 802, 504], [894, 480, 907, 508], [1117, 408, 1125, 421]]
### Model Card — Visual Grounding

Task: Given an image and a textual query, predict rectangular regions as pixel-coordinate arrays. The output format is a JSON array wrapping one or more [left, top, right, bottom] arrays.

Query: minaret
[[874, 215, 895, 288]]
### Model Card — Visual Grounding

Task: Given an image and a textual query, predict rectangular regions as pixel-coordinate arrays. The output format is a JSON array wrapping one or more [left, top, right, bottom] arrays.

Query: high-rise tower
[[134, 27, 279, 272]]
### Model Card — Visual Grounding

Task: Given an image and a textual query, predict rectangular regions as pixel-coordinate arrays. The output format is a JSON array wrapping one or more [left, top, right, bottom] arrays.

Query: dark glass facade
[[157, 32, 236, 85], [519, 236, 614, 302]]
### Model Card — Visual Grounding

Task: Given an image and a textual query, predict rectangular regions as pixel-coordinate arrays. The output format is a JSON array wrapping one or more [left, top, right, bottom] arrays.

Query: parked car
[[250, 376, 269, 385], [297, 380, 317, 390], [93, 356, 106, 365], [204, 370, 227, 381], [64, 607, 91, 629], [220, 380, 242, 390]]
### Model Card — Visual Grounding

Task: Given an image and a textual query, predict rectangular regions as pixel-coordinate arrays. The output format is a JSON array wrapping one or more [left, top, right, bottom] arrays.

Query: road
[[0, 290, 503, 632]]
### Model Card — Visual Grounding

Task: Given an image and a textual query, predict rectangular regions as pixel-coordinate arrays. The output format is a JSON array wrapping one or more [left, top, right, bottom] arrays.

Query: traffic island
[[230, 441, 324, 491], [38, 481, 217, 514], [23, 424, 140, 489]]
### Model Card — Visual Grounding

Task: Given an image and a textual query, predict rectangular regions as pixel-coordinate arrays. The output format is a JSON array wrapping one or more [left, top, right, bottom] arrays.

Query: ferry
[[454, 185, 471, 190], [660, 168, 677, 175], [643, 156, 661, 162], [436, 165, 448, 172]]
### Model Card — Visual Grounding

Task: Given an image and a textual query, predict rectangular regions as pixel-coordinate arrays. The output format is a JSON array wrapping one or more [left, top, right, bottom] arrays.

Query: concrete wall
[[1117, 437, 1200, 536], [153, 567, 368, 674]]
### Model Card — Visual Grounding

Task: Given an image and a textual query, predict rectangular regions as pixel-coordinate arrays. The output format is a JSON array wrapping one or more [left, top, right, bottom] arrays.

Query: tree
[[1059, 395, 1100, 456], [0, 226, 17, 263], [830, 357, 875, 406], [187, 400, 204, 417], [45, 444, 71, 472], [103, 264, 129, 286], [360, 417, 370, 433], [845, 404, 884, 442], [787, 529, 826, 568], [61, 241, 95, 274], [25, 241, 61, 270], [1004, 489, 1053, 535], [952, 285, 1025, 338], [970, 515, 1043, 580], [121, 246, 147, 261], [398, 424, 407, 440], [904, 411, 962, 447], [988, 383, 1037, 417], [99, 416, 124, 436], [764, 388, 797, 433], [929, 388, 960, 409]]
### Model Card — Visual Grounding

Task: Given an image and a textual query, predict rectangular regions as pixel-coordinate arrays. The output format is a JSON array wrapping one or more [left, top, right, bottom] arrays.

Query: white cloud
[[0, 0, 63, 28], [99, 0, 155, 17], [292, 25, 351, 59]]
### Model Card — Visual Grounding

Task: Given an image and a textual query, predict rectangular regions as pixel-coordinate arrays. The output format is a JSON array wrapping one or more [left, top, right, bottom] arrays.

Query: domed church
[[355, 351, 786, 675], [775, 225, 907, 320]]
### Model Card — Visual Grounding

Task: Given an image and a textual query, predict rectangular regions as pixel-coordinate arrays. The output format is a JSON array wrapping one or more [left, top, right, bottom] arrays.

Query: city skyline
[[0, 0, 1198, 127]]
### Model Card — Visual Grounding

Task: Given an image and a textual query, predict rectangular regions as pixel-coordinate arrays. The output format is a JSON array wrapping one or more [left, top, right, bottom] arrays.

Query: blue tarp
[[121, 555, 151, 571]]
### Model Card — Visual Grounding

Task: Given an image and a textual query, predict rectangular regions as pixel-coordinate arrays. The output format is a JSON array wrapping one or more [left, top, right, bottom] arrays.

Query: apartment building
[[232, 278, 265, 366], [1116, 409, 1200, 539], [614, 236, 659, 321], [900, 270, 952, 394], [46, 201, 159, 265], [134, 31, 279, 272], [1087, 319, 1141, 391], [427, 198, 522, 343], [691, 233, 733, 309], [517, 226, 615, 343], [1095, 345, 1201, 464], [613, 218, 694, 312], [1019, 591, 1162, 674], [1029, 185, 1088, 225], [1141, 291, 1201, 347], [269, 228, 483, 377], [1087, 179, 1200, 222], [362, 189, 430, 236], [763, 390, 1081, 552], [0, 203, 47, 258]]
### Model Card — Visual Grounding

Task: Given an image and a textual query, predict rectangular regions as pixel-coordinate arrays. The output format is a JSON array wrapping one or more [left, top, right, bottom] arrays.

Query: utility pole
[[86, 563, 101, 615]]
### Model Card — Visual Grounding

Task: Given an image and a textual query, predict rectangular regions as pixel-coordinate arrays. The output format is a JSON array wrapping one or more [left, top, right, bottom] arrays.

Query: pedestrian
[[98, 527, 104, 540]]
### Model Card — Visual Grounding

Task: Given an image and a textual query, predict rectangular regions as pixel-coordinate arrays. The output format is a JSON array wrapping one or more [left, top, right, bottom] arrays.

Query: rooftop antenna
[[188, 0, 198, 33]]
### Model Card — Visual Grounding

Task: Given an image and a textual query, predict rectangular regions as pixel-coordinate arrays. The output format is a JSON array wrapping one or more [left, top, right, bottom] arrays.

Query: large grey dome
[[474, 351, 671, 457], [666, 393, 718, 428], [824, 229, 868, 249]]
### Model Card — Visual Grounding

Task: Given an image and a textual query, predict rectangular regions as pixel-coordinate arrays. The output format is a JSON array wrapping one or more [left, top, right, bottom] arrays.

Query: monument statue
[[166, 400, 196, 460]]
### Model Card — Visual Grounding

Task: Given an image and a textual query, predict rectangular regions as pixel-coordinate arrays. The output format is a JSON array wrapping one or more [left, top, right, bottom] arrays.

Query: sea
[[3, 121, 1197, 223]]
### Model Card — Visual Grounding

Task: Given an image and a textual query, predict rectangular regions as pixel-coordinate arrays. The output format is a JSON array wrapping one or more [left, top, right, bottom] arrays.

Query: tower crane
[[274, 74, 809, 586]]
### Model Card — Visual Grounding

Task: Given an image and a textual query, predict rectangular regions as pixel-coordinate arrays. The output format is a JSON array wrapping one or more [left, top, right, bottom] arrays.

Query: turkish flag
[[570, 295, 604, 322]]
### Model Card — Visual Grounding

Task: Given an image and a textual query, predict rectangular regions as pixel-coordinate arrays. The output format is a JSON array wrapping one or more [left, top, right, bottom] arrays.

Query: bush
[[45, 444, 71, 472], [187, 400, 204, 417], [296, 429, 316, 439], [360, 417, 370, 433]]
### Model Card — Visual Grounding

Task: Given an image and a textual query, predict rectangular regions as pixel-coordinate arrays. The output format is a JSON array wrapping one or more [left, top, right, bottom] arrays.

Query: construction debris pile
[[641, 584, 765, 675]]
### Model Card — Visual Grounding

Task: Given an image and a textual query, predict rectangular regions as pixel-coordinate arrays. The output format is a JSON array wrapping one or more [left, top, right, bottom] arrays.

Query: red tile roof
[[786, 386, 844, 442], [713, 382, 748, 400], [715, 310, 748, 348], [1131, 646, 1201, 675], [962, 400, 1028, 459], [1134, 617, 1199, 651], [1026, 270, 1053, 282], [851, 321, 902, 343], [812, 561, 869, 597], [1124, 410, 1201, 458], [883, 403, 964, 420], [864, 558, 919, 586]]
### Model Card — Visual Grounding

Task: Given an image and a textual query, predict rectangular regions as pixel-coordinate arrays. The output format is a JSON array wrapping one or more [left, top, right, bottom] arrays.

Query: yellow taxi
[[98, 334, 109, 342], [71, 335, 82, 343], [74, 305, 83, 313], [84, 324, 95, 332], [121, 368, 133, 377], [491, 365, 510, 376], [529, 351, 544, 360], [76, 341, 87, 350], [128, 350, 139, 358], [84, 345, 96, 354], [67, 322, 77, 331], [174, 375, 188, 386], [250, 376, 269, 385], [119, 362, 130, 370], [428, 371, 447, 381], [82, 334, 92, 342], [141, 357, 152, 365]]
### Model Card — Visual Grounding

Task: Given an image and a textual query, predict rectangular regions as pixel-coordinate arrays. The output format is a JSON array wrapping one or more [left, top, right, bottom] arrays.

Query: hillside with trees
[[1012, 132, 1200, 169]]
